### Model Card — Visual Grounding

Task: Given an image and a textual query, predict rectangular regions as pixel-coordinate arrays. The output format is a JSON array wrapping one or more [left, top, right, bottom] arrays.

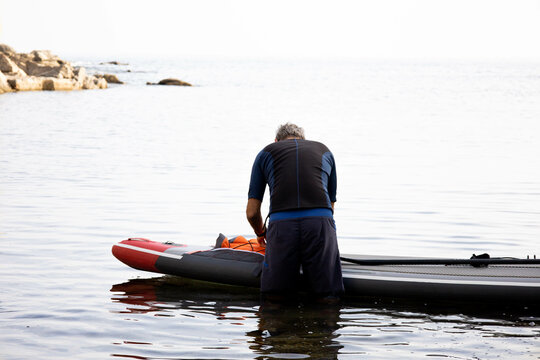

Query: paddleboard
[[112, 234, 540, 303]]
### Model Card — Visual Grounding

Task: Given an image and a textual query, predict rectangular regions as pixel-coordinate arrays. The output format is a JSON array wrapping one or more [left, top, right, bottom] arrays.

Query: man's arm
[[246, 198, 266, 245]]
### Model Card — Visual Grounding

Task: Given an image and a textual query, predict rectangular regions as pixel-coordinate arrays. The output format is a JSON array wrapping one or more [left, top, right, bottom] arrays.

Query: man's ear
[[274, 138, 278, 142]]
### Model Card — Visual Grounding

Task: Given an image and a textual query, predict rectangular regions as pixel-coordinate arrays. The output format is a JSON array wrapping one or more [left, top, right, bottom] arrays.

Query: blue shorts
[[261, 215, 344, 296]]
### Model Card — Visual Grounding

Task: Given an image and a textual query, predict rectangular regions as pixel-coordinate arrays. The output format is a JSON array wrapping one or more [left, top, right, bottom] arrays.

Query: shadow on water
[[110, 276, 539, 360]]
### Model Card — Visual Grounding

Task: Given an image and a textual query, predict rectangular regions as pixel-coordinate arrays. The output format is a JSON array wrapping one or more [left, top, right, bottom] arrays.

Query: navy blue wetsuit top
[[248, 139, 337, 215]]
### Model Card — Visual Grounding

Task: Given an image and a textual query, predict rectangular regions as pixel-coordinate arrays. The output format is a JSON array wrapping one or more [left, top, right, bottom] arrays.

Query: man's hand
[[256, 225, 267, 246], [256, 234, 266, 246]]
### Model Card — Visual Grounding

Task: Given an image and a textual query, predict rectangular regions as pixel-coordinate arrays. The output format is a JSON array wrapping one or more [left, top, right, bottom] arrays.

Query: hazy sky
[[1, 0, 539, 59]]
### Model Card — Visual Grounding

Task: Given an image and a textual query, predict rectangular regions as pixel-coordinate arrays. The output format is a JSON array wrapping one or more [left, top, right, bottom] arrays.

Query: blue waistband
[[269, 208, 333, 221]]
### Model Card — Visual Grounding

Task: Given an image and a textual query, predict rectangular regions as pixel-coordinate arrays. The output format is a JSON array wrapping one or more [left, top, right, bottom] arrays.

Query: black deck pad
[[191, 248, 264, 263]]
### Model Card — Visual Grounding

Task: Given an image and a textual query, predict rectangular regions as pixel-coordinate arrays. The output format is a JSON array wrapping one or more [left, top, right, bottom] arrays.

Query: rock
[[30, 50, 58, 62], [100, 61, 128, 65], [73, 67, 87, 81], [158, 78, 192, 86], [6, 76, 43, 91], [147, 78, 192, 86], [0, 53, 26, 76], [82, 76, 94, 89], [0, 71, 12, 94], [96, 77, 107, 89], [8, 53, 32, 74], [95, 73, 123, 84], [0, 44, 16, 54], [82, 75, 107, 90], [25, 61, 73, 79], [0, 44, 109, 94], [72, 67, 88, 90], [42, 78, 76, 91]]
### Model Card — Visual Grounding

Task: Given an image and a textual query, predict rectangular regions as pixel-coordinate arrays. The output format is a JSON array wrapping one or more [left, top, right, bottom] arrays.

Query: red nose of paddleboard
[[112, 238, 175, 273]]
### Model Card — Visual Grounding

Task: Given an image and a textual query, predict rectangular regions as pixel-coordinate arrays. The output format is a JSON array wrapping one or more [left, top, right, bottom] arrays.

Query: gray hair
[[275, 123, 305, 141]]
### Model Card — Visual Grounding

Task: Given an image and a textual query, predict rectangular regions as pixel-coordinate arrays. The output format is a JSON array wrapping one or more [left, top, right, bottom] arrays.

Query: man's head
[[275, 123, 305, 141]]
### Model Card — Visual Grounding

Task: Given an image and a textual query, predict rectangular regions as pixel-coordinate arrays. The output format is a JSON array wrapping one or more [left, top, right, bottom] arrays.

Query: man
[[246, 123, 344, 300]]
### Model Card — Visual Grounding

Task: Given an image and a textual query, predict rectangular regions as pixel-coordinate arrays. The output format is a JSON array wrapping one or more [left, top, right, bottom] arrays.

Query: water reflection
[[249, 302, 342, 359], [111, 277, 343, 359], [110, 276, 260, 319], [110, 277, 539, 360]]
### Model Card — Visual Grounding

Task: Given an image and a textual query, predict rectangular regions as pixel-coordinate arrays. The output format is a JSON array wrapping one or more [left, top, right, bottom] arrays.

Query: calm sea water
[[1, 57, 539, 359]]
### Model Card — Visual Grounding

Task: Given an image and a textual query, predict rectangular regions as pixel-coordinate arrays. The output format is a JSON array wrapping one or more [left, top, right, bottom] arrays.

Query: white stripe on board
[[115, 243, 184, 260], [345, 272, 540, 287]]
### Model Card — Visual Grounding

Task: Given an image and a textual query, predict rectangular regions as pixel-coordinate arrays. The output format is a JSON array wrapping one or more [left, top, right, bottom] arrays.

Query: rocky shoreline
[[1, 44, 193, 95], [0, 44, 112, 94]]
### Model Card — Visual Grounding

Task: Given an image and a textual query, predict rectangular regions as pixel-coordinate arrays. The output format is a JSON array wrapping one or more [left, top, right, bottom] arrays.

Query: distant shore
[[1, 44, 192, 95], [0, 44, 116, 94]]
